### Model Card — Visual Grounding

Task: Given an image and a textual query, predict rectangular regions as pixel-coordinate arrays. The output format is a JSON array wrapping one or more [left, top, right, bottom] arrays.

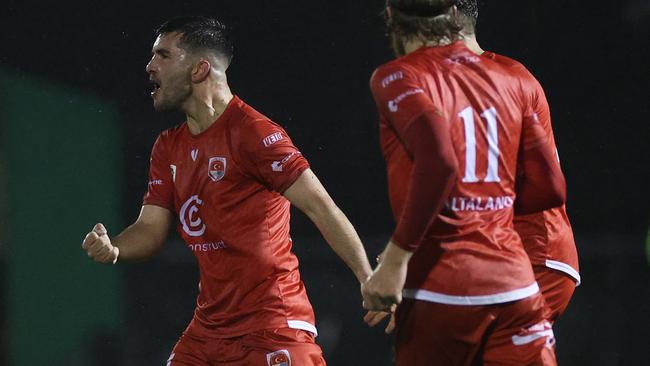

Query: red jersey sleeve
[[515, 109, 566, 214], [239, 119, 309, 193], [371, 64, 457, 252], [142, 133, 174, 210], [370, 64, 438, 132]]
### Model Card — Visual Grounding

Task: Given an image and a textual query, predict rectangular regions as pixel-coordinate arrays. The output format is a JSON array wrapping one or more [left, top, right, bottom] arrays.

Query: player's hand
[[82, 223, 119, 264], [361, 263, 406, 311], [363, 307, 396, 334], [361, 241, 411, 312]]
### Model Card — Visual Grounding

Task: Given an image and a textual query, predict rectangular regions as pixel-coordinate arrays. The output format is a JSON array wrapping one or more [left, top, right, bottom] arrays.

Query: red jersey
[[143, 96, 317, 338], [371, 42, 552, 305], [482, 52, 580, 284]]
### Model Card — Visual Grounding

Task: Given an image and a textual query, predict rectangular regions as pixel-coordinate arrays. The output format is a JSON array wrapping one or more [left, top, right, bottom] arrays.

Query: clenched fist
[[82, 223, 119, 264]]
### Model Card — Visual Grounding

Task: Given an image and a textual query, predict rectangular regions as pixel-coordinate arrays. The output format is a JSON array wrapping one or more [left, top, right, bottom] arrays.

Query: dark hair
[[386, 0, 463, 42], [456, 0, 478, 32], [156, 16, 234, 64]]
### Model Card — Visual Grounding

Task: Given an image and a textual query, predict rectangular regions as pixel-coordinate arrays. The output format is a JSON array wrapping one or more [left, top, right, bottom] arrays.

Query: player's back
[[482, 51, 580, 282], [373, 42, 543, 303]]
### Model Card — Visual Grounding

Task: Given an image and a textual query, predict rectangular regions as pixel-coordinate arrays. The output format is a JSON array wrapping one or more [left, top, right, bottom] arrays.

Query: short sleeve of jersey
[[370, 64, 437, 136], [142, 133, 174, 210], [239, 119, 309, 193], [521, 113, 549, 152], [519, 70, 553, 153]]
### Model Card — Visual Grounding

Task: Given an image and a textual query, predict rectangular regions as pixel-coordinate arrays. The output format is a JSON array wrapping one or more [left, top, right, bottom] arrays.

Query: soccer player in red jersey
[[361, 1, 567, 365], [80, 16, 373, 366], [456, 0, 580, 323]]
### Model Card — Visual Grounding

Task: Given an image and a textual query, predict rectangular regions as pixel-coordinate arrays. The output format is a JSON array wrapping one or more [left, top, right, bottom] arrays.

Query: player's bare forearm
[[82, 205, 172, 264], [284, 169, 373, 283], [113, 205, 172, 261], [309, 203, 373, 283], [112, 223, 165, 261]]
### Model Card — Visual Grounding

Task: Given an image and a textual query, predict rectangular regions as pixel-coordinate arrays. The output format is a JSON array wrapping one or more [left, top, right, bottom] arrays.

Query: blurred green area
[[0, 68, 123, 366]]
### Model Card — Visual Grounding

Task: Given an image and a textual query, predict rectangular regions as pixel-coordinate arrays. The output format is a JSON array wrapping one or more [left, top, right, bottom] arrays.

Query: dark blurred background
[[1, 0, 649, 365]]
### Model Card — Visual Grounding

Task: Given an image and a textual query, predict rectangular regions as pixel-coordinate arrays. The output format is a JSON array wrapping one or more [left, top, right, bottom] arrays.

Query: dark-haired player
[[81, 16, 373, 366], [457, 0, 580, 323], [361, 1, 566, 364]]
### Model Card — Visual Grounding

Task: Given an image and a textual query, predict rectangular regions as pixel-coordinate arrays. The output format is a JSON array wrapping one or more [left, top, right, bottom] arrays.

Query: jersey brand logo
[[266, 349, 291, 366], [262, 132, 284, 147], [381, 71, 403, 88], [388, 88, 424, 112], [180, 195, 206, 237], [191, 149, 199, 161], [208, 157, 227, 182], [170, 165, 177, 183], [271, 152, 300, 172]]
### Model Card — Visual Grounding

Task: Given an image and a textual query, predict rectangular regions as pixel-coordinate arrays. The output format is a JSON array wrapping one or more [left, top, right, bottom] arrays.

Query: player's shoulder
[[155, 123, 185, 145], [370, 57, 421, 88], [483, 52, 539, 83], [235, 100, 284, 133], [231, 99, 289, 150]]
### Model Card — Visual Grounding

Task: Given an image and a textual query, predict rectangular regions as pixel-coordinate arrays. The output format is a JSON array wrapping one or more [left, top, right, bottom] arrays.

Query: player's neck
[[402, 36, 455, 55], [462, 32, 484, 56], [184, 84, 234, 135]]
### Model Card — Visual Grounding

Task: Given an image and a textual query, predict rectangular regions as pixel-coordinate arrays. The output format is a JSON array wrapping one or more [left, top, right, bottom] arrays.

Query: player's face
[[146, 32, 193, 111]]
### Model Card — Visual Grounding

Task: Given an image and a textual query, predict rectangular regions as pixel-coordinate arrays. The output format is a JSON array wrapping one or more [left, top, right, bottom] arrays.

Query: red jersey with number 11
[[143, 96, 317, 338], [371, 42, 552, 305]]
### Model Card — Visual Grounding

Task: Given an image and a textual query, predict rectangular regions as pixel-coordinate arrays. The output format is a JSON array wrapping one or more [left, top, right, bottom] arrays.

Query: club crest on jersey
[[208, 157, 227, 182], [266, 349, 291, 366]]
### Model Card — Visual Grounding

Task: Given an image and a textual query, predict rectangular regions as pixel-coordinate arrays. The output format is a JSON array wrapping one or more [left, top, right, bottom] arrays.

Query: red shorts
[[167, 328, 326, 366], [534, 266, 576, 322], [395, 293, 557, 366]]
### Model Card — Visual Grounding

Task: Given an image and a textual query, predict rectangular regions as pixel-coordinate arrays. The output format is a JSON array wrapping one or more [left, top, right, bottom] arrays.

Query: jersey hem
[[402, 282, 539, 305], [287, 320, 318, 336], [544, 259, 581, 286]]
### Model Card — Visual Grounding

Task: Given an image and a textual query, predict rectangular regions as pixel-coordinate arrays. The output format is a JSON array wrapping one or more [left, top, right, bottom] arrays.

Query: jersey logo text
[[271, 152, 300, 172], [191, 149, 199, 161], [445, 195, 514, 212], [170, 165, 177, 183], [266, 349, 291, 366], [388, 88, 424, 112], [208, 157, 227, 182], [381, 71, 404, 88], [180, 195, 206, 237], [263, 132, 284, 147], [188, 241, 227, 252]]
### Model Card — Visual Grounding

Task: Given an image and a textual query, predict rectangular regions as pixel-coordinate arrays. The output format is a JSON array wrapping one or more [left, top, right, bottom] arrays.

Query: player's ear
[[191, 59, 211, 83]]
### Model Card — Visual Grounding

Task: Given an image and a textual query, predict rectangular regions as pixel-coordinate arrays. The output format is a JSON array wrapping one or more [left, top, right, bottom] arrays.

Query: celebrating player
[[456, 0, 580, 323], [361, 1, 567, 364], [81, 16, 373, 366]]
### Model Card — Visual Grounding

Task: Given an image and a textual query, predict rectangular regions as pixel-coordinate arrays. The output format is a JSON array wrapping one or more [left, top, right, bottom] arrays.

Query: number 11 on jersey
[[458, 106, 501, 183]]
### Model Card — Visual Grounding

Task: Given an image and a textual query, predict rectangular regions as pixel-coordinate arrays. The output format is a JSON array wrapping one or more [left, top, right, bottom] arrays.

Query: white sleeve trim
[[402, 283, 539, 306], [287, 320, 318, 337], [545, 259, 581, 286]]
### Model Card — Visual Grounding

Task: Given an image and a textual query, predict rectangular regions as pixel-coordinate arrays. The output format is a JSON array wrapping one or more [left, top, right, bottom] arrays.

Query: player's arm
[[284, 169, 372, 283], [361, 66, 457, 311], [82, 205, 173, 264], [515, 115, 566, 214]]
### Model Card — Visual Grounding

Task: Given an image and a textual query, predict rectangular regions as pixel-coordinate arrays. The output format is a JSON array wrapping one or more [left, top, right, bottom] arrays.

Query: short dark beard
[[155, 74, 192, 112]]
